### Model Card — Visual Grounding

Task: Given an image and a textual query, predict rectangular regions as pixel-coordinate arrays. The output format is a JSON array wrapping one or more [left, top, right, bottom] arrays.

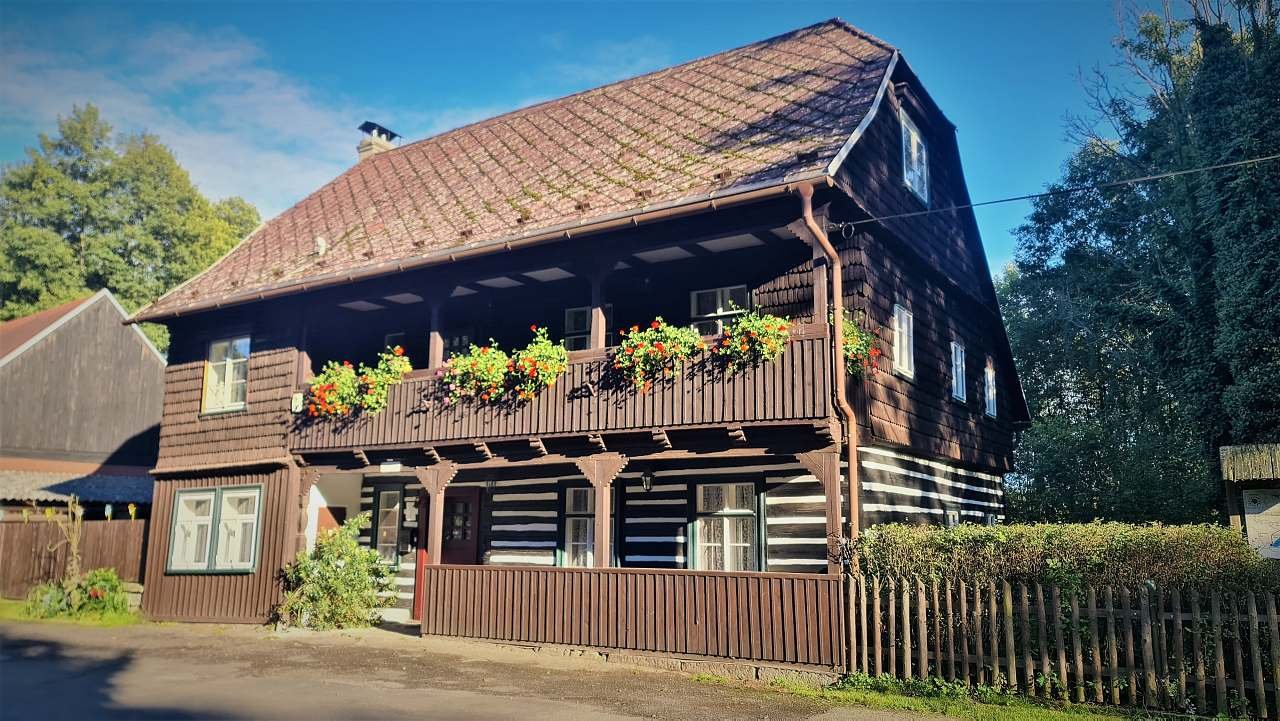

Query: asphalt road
[[0, 620, 929, 721]]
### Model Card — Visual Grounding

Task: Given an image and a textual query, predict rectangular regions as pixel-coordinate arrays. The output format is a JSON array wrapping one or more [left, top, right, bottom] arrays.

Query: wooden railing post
[[427, 302, 444, 369], [414, 462, 458, 565], [589, 271, 608, 350], [574, 453, 628, 568]]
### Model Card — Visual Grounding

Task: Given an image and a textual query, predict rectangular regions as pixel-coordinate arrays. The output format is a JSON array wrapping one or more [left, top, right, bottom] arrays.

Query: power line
[[828, 152, 1280, 233]]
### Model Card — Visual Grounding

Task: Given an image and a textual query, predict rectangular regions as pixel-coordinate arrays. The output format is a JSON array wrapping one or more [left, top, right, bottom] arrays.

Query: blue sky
[[0, 1, 1140, 269]]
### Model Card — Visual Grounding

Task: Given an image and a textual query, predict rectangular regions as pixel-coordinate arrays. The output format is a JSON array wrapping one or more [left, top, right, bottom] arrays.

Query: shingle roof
[[134, 19, 897, 322], [0, 470, 153, 504]]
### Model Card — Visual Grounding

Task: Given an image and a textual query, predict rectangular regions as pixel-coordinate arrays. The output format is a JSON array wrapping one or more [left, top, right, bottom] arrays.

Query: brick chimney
[[357, 121, 399, 162]]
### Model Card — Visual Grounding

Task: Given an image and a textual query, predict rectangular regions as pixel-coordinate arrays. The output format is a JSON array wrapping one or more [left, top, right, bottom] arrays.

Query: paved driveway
[[0, 620, 924, 720]]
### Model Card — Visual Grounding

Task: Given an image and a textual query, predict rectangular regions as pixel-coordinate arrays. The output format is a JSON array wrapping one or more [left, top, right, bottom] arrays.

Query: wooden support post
[[811, 242, 829, 322], [414, 462, 458, 565], [428, 302, 444, 369], [589, 271, 608, 350], [797, 450, 843, 575], [574, 453, 628, 568]]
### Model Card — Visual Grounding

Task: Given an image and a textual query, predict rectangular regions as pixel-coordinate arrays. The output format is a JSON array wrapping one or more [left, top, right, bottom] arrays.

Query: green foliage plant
[[837, 310, 883, 378], [711, 308, 790, 370], [612, 317, 704, 391], [305, 346, 411, 418], [24, 567, 129, 620], [441, 341, 510, 403], [276, 512, 394, 630], [507, 325, 568, 401], [855, 522, 1279, 592]]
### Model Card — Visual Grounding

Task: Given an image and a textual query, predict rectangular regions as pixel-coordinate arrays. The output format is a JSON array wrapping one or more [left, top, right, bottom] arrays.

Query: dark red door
[[441, 487, 481, 565]]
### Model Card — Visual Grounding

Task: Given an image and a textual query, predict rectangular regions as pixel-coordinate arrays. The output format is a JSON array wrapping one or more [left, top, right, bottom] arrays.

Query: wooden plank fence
[[851, 575, 1280, 717], [421, 565, 847, 670], [0, 520, 148, 599]]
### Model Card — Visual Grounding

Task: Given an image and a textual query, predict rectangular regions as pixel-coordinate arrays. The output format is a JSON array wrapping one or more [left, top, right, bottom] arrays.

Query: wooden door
[[441, 487, 481, 565]]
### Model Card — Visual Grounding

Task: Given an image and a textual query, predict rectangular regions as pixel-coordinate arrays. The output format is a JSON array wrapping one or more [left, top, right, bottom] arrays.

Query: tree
[[0, 104, 260, 349], [1002, 1, 1279, 523]]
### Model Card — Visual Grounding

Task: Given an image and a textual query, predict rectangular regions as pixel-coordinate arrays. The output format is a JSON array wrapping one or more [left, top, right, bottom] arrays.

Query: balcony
[[289, 324, 833, 454]]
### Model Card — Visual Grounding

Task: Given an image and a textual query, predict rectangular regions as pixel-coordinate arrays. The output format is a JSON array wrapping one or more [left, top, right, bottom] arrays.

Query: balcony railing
[[289, 324, 832, 453]]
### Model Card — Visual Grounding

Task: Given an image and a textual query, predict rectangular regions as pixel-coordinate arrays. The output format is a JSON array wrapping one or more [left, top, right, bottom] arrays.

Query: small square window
[[203, 336, 250, 412], [900, 108, 929, 204]]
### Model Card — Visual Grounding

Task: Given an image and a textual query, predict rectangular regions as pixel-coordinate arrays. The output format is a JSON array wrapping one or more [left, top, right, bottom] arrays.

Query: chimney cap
[[358, 121, 401, 142]]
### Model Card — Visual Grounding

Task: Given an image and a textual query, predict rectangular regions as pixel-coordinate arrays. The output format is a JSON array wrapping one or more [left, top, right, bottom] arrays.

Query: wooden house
[[129, 19, 1027, 667], [0, 290, 163, 519]]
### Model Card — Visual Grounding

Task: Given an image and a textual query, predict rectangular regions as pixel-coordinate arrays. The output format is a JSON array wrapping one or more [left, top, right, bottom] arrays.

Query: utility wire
[[827, 152, 1280, 232]]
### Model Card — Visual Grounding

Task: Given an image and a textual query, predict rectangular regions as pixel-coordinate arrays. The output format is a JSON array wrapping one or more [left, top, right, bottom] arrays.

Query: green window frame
[[370, 484, 404, 568], [687, 479, 766, 572], [166, 485, 263, 574]]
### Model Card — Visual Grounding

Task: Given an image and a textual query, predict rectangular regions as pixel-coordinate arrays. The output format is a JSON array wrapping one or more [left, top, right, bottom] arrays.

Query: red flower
[[650, 320, 660, 329], [530, 324, 538, 332], [625, 347, 635, 355]]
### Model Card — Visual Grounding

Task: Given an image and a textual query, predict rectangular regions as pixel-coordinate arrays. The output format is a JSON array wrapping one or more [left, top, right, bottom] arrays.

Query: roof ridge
[[825, 17, 898, 53], [388, 18, 872, 159]]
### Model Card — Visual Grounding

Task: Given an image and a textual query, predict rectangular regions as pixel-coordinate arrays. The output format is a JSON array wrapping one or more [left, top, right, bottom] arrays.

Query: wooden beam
[[796, 449, 844, 575], [588, 433, 607, 451], [427, 303, 445, 370], [474, 442, 494, 460], [651, 428, 672, 450], [414, 461, 459, 566], [727, 424, 747, 445], [424, 446, 442, 463], [353, 449, 369, 467], [573, 453, 629, 569], [528, 437, 548, 457]]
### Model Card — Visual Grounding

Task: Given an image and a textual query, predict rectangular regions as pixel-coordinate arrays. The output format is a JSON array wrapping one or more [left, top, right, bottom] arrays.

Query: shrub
[[612, 317, 704, 390], [712, 309, 790, 370], [276, 512, 395, 629], [24, 567, 129, 619], [507, 325, 568, 400], [441, 341, 510, 403], [306, 346, 412, 417], [855, 522, 1280, 591]]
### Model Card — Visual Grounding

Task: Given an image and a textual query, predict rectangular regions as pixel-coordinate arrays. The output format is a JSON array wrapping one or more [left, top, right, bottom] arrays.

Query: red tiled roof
[[0, 294, 93, 361], [135, 19, 897, 322]]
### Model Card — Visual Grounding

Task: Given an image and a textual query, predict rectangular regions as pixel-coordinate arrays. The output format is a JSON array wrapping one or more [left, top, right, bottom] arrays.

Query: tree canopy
[[1001, 2, 1279, 523], [0, 104, 260, 349]]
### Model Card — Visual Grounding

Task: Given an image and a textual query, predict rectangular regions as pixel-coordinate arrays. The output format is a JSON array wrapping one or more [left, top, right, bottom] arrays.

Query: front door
[[441, 487, 481, 565]]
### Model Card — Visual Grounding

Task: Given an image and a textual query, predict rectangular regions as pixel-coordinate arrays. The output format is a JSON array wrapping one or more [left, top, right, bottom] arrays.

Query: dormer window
[[900, 108, 928, 204]]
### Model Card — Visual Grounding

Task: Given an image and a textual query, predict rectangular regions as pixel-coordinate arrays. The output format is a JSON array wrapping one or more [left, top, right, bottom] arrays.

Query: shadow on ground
[[0, 630, 237, 721]]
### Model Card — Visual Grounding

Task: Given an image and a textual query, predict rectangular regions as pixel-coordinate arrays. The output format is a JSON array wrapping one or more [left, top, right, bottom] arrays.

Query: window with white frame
[[167, 486, 262, 573], [694, 482, 758, 572], [892, 304, 915, 378], [900, 108, 928, 204], [563, 304, 614, 351], [950, 341, 967, 401], [375, 489, 402, 564], [563, 487, 595, 568], [984, 358, 998, 418], [214, 488, 260, 570], [690, 285, 749, 336], [203, 336, 250, 412]]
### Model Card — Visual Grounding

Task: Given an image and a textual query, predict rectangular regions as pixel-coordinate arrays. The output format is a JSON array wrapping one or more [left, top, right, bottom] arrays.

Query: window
[[693, 482, 758, 572], [950, 341, 967, 401], [444, 498, 472, 541], [375, 489, 402, 564], [203, 336, 250, 412], [892, 305, 914, 379], [563, 487, 595, 568], [900, 108, 928, 204], [384, 331, 406, 349], [166, 486, 262, 573], [563, 304, 614, 351], [690, 285, 749, 336], [984, 358, 998, 418]]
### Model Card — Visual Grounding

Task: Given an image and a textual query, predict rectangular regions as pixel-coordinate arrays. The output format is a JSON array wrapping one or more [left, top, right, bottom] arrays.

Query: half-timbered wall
[[141, 465, 297, 623]]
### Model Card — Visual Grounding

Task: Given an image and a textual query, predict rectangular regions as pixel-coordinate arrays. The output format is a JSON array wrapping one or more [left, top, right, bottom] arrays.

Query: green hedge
[[854, 523, 1280, 591]]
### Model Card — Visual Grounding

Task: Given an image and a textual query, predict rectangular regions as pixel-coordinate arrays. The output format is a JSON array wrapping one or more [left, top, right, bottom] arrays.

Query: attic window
[[574, 200, 592, 212], [636, 189, 653, 201], [459, 229, 474, 240], [713, 170, 733, 183], [900, 108, 929, 204]]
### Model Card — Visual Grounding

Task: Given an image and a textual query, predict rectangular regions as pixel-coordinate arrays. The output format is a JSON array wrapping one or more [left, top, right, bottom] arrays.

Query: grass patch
[[690, 673, 734, 685], [768, 675, 1148, 721], [0, 597, 143, 627]]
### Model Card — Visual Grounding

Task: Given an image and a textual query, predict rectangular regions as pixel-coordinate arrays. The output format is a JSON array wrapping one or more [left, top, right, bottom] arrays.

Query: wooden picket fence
[[0, 519, 148, 599], [851, 575, 1280, 717]]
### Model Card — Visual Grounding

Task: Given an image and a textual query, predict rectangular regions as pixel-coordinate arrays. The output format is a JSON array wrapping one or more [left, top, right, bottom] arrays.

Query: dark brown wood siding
[[420, 565, 846, 670], [0, 519, 148, 599], [291, 329, 832, 452], [141, 466, 298, 623], [844, 229, 1016, 472], [0, 294, 164, 465]]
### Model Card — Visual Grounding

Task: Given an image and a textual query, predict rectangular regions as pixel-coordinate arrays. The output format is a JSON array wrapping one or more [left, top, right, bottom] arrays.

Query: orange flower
[[631, 325, 640, 333], [393, 345, 404, 356]]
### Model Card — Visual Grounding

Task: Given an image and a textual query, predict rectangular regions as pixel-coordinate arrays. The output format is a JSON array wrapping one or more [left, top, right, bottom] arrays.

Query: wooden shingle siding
[[141, 466, 298, 623], [155, 345, 298, 472], [843, 228, 1015, 472], [857, 445, 1005, 526], [291, 331, 831, 452]]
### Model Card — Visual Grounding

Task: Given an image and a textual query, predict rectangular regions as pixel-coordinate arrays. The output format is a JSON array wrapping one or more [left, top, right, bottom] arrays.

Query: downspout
[[797, 183, 860, 545]]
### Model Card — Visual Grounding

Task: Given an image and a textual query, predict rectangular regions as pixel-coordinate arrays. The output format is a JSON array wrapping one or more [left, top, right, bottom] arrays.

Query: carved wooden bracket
[[414, 461, 459, 496], [574, 453, 629, 489]]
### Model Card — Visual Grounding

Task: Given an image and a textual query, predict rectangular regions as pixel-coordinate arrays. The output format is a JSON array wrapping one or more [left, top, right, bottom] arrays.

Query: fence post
[[1003, 580, 1017, 692], [916, 579, 928, 678], [1140, 585, 1158, 706], [1171, 587, 1186, 708], [1248, 592, 1268, 718]]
